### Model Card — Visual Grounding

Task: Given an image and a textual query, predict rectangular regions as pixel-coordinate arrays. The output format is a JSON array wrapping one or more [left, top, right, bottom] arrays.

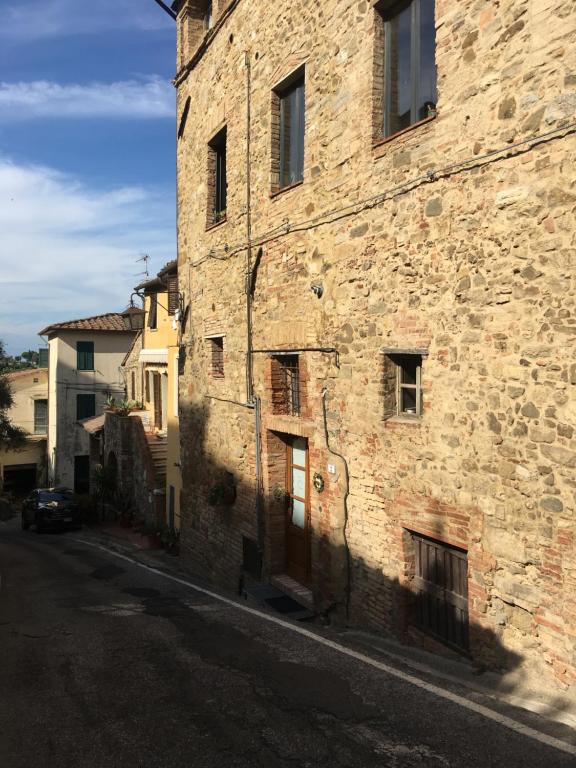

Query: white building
[[39, 314, 135, 492]]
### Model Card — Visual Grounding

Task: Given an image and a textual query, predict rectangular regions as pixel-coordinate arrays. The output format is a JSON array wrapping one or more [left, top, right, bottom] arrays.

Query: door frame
[[285, 436, 311, 585]]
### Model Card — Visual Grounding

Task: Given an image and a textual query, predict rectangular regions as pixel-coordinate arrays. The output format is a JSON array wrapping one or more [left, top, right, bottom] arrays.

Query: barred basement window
[[383, 351, 424, 418], [375, 0, 437, 139], [209, 336, 224, 378], [271, 355, 300, 415]]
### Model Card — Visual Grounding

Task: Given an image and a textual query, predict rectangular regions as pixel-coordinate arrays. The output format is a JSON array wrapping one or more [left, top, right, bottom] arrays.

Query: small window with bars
[[208, 336, 224, 378], [383, 351, 423, 419], [271, 354, 300, 415]]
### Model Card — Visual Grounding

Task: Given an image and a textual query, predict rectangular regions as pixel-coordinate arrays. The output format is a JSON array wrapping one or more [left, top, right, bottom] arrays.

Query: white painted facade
[[47, 330, 135, 490]]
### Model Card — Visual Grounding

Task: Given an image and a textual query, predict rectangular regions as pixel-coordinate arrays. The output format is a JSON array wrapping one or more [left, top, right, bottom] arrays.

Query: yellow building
[[135, 261, 182, 529], [0, 367, 48, 494]]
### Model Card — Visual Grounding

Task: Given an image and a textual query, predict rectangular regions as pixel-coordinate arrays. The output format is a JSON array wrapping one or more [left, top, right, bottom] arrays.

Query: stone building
[[169, 0, 576, 697]]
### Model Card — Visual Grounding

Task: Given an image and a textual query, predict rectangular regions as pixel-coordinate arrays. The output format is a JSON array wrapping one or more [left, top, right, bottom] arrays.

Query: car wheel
[[21, 516, 30, 531]]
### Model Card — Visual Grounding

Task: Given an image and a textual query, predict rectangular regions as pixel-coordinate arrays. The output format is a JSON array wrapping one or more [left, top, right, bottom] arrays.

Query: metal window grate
[[271, 355, 300, 415], [210, 337, 224, 378]]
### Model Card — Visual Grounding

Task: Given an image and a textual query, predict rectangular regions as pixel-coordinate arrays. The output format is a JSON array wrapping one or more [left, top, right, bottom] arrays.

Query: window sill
[[373, 114, 437, 152], [385, 415, 422, 426], [206, 215, 227, 232], [270, 180, 303, 200]]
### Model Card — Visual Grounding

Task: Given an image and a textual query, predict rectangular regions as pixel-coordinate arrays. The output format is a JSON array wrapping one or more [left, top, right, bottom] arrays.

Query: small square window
[[272, 69, 305, 192], [383, 352, 423, 418], [209, 337, 224, 378], [208, 127, 227, 225], [271, 355, 300, 415]]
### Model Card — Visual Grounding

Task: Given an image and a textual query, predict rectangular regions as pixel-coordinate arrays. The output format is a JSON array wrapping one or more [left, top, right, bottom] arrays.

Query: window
[[76, 341, 94, 371], [76, 394, 96, 420], [208, 127, 227, 224], [148, 293, 158, 329], [203, 0, 213, 29], [208, 337, 224, 378], [271, 355, 300, 415], [411, 533, 469, 651], [378, 0, 437, 138], [272, 70, 305, 191], [33, 399, 47, 434], [38, 348, 49, 368], [383, 351, 423, 418]]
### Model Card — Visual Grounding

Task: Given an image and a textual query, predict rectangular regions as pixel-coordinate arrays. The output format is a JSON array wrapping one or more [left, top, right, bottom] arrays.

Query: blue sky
[[0, 0, 177, 354]]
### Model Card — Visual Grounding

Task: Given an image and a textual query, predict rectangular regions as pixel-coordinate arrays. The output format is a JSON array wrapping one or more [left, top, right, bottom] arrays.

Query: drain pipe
[[321, 387, 352, 620]]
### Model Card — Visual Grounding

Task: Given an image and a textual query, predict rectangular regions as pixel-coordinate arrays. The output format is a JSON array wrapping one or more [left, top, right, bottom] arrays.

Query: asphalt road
[[0, 521, 574, 768]]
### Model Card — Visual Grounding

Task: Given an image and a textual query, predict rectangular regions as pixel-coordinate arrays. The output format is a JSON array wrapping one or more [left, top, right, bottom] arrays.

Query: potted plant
[[271, 484, 289, 504]]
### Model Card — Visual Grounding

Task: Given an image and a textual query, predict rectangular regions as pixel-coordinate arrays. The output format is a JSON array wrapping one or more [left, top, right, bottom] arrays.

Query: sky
[[0, 0, 177, 355]]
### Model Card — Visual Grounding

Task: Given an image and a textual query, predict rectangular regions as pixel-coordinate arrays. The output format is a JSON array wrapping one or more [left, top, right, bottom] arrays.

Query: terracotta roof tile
[[39, 313, 131, 336]]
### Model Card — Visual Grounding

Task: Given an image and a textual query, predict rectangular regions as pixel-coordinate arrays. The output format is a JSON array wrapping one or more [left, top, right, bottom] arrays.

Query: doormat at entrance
[[265, 595, 308, 614]]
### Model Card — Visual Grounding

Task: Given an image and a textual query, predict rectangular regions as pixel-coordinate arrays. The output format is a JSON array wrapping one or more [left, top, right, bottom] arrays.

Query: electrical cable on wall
[[190, 121, 576, 269]]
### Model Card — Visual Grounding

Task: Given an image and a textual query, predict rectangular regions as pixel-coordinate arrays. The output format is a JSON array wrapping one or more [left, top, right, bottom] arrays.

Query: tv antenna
[[136, 253, 150, 279]]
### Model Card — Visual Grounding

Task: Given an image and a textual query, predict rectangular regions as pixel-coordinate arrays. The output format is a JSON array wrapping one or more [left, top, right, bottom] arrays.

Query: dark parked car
[[21, 488, 81, 532]]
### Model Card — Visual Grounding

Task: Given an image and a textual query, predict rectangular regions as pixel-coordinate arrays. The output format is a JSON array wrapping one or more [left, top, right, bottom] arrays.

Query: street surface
[[0, 521, 574, 767]]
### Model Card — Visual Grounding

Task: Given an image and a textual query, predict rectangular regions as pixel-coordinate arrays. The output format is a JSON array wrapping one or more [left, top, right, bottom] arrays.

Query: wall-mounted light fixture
[[311, 282, 324, 299]]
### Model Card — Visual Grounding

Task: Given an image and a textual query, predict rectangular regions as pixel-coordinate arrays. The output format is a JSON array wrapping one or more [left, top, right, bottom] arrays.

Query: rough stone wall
[[175, 0, 576, 695], [122, 332, 143, 404], [102, 412, 159, 524]]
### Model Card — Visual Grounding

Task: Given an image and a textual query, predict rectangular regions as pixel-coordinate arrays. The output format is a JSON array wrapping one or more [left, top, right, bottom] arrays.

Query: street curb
[[77, 528, 576, 744]]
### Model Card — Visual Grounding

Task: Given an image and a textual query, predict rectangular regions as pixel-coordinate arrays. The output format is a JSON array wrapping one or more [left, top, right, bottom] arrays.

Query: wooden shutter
[[153, 372, 162, 429], [210, 338, 224, 377], [382, 354, 397, 419], [131, 371, 136, 400], [413, 534, 469, 651], [167, 275, 179, 315], [145, 370, 150, 402], [271, 356, 286, 413]]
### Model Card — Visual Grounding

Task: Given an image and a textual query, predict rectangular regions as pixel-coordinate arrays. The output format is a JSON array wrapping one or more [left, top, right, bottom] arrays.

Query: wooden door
[[153, 372, 162, 430], [286, 437, 310, 585], [412, 534, 469, 651]]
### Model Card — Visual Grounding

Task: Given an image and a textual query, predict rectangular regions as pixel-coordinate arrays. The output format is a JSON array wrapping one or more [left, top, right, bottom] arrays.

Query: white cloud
[[0, 158, 175, 354], [0, 78, 174, 120], [0, 0, 174, 42]]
